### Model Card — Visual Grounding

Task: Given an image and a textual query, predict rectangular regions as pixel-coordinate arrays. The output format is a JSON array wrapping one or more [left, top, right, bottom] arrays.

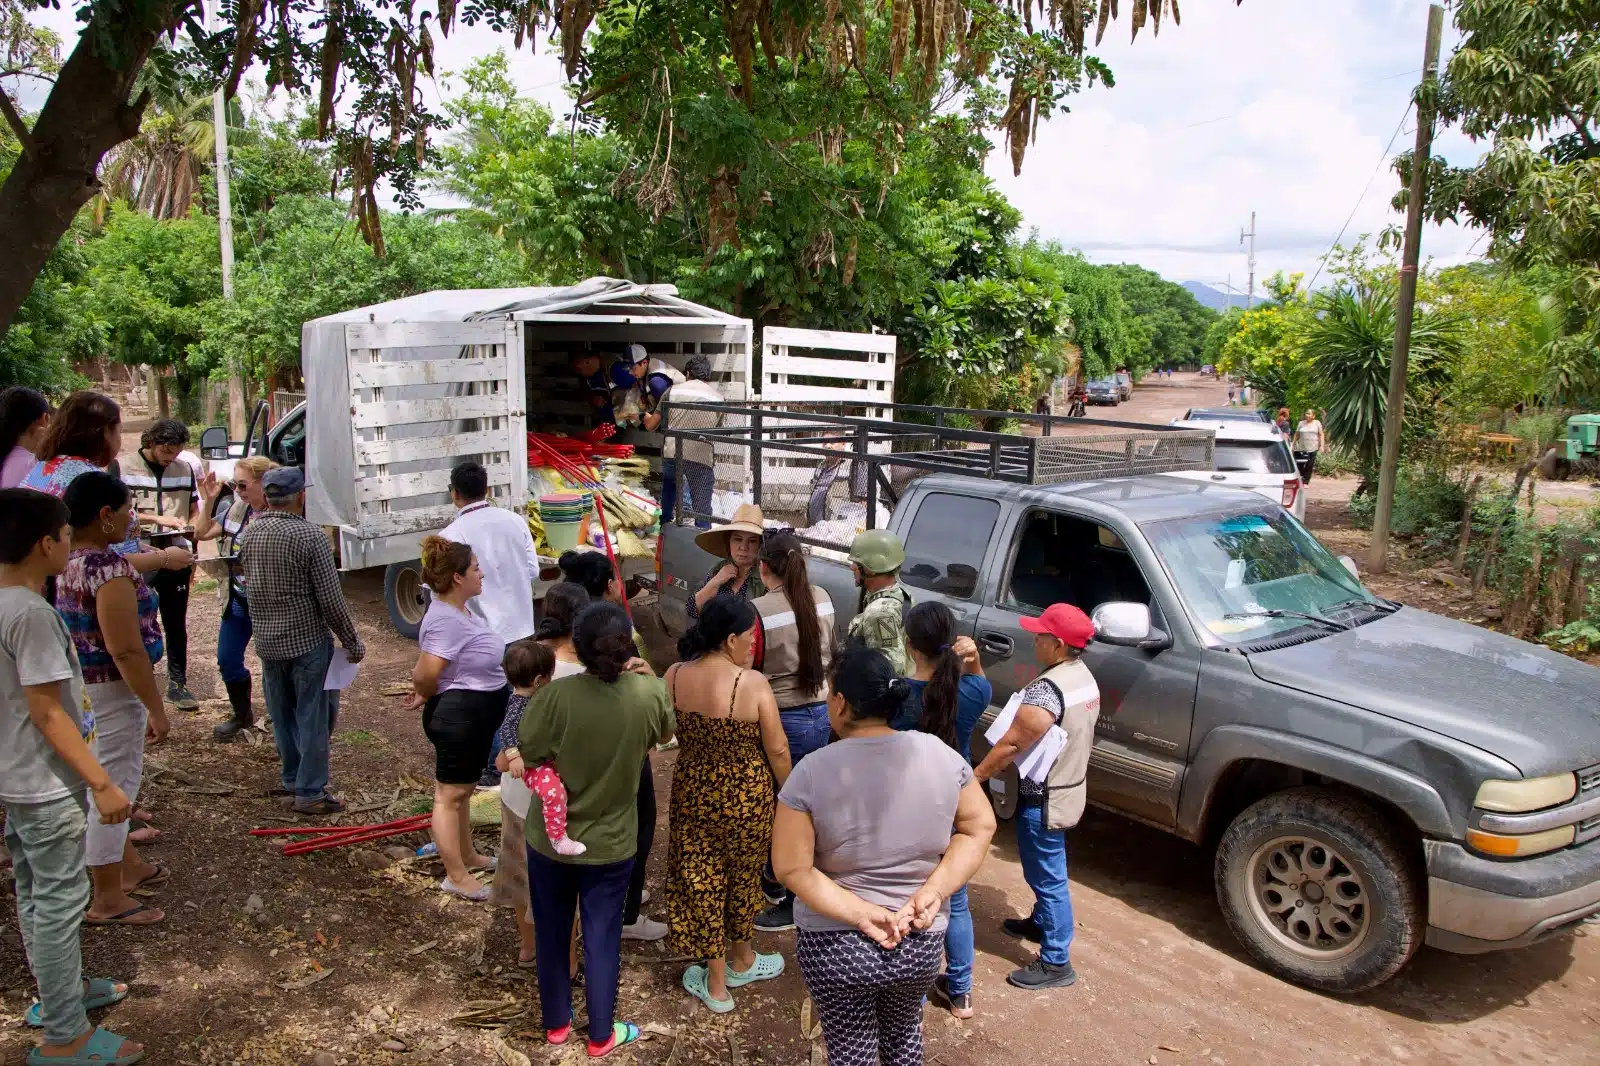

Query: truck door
[[972, 505, 1201, 829], [894, 489, 1006, 637]]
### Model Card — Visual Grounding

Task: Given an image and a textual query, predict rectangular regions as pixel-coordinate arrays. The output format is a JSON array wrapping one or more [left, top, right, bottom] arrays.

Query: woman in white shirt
[[1294, 409, 1325, 484]]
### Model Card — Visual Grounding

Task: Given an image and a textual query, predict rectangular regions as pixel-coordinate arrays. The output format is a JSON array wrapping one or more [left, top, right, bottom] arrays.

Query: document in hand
[[324, 648, 361, 691], [1016, 726, 1068, 784], [984, 692, 1025, 745]]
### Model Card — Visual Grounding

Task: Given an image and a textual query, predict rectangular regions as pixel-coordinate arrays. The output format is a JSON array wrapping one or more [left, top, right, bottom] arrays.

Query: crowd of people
[[1, 383, 1104, 1066]]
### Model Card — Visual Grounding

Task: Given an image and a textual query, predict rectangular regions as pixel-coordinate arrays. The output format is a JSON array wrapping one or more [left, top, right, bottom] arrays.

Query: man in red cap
[[973, 602, 1100, 990]]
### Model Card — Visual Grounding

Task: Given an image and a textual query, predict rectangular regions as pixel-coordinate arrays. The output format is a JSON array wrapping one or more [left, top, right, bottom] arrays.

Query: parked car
[[1179, 407, 1271, 423], [1114, 369, 1133, 400], [1087, 378, 1121, 405], [657, 411, 1600, 995], [1165, 418, 1304, 519]]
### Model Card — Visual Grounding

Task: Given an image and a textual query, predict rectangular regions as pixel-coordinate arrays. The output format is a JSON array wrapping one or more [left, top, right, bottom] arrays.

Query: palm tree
[[1301, 283, 1465, 480]]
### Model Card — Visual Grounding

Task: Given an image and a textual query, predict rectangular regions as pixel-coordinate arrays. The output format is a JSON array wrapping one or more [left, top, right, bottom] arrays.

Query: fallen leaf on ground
[[491, 1035, 529, 1066], [404, 939, 438, 956], [277, 968, 335, 991]]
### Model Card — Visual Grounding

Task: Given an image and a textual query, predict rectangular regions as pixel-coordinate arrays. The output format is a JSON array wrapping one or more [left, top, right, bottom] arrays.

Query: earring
[[101, 519, 116, 536]]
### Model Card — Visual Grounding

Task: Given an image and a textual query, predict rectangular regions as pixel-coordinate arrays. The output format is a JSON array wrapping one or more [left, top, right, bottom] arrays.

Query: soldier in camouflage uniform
[[846, 529, 913, 675]]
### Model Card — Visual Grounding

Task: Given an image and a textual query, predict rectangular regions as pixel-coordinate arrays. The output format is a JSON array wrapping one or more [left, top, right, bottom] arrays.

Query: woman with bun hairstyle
[[518, 602, 675, 1058], [901, 600, 992, 1019], [665, 593, 791, 1014], [401, 535, 510, 902], [748, 530, 834, 932], [773, 643, 995, 1066]]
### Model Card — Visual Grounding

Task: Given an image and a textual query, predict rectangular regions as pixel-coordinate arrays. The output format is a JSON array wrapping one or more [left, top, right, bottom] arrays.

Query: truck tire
[[1214, 787, 1423, 994], [383, 560, 430, 640]]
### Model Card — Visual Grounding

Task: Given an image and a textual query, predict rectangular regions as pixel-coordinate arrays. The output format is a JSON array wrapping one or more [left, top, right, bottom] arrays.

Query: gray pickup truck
[[658, 472, 1600, 993]]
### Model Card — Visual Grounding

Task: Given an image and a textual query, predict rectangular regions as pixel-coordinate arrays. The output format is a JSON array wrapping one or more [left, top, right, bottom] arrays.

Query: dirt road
[[3, 377, 1596, 1066]]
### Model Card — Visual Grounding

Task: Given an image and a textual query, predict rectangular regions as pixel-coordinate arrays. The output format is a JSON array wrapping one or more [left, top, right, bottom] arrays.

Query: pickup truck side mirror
[[199, 425, 230, 461], [1091, 601, 1172, 652]]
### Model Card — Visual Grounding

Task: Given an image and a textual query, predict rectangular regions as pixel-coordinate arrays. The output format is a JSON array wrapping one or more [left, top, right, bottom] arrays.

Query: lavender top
[[419, 600, 507, 693], [1, 446, 35, 489]]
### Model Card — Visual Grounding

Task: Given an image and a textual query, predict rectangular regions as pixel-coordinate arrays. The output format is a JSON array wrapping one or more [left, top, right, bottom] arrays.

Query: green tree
[[1105, 263, 1216, 376]]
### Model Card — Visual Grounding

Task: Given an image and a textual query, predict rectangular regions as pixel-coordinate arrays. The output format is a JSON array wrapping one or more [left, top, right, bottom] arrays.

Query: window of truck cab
[[899, 492, 1001, 600], [1001, 509, 1157, 619]]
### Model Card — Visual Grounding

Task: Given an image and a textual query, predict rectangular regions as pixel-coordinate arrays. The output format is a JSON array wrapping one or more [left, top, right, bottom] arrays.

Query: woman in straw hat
[[686, 503, 767, 624]]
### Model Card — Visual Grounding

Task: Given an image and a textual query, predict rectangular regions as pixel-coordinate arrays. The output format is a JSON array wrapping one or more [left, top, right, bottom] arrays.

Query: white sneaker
[[621, 916, 668, 941]]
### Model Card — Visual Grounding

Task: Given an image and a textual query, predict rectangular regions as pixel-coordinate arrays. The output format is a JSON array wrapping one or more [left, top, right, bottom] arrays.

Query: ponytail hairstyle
[[558, 548, 615, 601], [573, 601, 636, 683], [419, 535, 474, 594], [759, 531, 823, 695], [0, 387, 51, 464], [905, 600, 960, 749], [535, 582, 591, 642], [827, 640, 911, 723], [678, 593, 757, 662]]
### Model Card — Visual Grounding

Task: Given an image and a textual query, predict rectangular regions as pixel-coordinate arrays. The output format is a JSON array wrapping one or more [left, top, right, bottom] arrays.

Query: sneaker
[[476, 769, 500, 790], [291, 796, 346, 816], [167, 680, 200, 711], [930, 974, 974, 1019], [620, 916, 668, 942], [1006, 958, 1077, 990], [755, 900, 796, 933], [1001, 917, 1043, 943]]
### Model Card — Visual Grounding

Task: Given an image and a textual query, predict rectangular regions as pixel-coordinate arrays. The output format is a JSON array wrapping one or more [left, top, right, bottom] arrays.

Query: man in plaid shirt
[[239, 467, 365, 815]]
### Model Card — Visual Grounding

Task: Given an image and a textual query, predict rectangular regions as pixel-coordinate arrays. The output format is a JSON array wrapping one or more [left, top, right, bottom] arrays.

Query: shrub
[[1346, 465, 1465, 537]]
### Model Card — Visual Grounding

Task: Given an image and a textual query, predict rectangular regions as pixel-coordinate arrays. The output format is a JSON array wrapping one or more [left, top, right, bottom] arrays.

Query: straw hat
[[695, 503, 767, 557]]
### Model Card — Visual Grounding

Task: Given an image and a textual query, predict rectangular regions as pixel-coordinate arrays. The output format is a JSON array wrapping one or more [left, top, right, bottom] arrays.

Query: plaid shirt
[[238, 509, 364, 662]]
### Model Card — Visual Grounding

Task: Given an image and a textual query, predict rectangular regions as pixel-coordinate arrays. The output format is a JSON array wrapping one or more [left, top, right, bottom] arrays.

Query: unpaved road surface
[[3, 377, 1597, 1066]]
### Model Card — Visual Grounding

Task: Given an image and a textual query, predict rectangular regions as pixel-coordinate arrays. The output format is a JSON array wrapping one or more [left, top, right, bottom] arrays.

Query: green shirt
[[848, 582, 914, 676], [518, 671, 676, 864]]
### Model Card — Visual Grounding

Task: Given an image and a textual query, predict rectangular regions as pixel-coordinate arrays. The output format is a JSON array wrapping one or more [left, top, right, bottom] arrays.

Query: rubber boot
[[214, 676, 254, 741]]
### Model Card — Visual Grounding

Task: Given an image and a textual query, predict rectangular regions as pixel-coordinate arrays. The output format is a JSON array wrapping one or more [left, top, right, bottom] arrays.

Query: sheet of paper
[[984, 691, 1025, 746], [1016, 725, 1068, 784], [323, 648, 361, 691], [500, 773, 533, 819]]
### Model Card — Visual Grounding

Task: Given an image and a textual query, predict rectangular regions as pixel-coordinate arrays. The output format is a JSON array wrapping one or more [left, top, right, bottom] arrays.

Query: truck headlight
[[1466, 825, 1576, 858], [1474, 773, 1577, 813]]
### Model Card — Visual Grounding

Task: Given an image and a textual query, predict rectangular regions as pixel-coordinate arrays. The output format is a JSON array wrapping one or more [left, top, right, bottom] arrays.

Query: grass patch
[[335, 729, 380, 746], [193, 576, 218, 593]]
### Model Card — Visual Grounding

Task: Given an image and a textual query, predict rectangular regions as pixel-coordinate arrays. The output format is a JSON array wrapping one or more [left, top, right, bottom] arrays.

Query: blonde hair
[[235, 456, 278, 482], [419, 535, 474, 594]]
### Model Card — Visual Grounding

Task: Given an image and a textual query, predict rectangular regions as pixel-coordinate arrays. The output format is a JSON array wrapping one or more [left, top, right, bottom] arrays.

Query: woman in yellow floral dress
[[666, 594, 793, 1013]]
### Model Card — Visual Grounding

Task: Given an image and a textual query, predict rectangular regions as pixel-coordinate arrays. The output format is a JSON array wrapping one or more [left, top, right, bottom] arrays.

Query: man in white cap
[[238, 466, 365, 816]]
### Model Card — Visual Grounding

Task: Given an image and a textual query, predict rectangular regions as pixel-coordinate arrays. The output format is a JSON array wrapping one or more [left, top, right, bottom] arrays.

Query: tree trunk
[[156, 374, 170, 419], [1454, 473, 1482, 572], [0, 5, 176, 332]]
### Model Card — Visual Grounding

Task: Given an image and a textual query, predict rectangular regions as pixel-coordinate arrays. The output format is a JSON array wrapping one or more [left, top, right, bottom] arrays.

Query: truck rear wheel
[[383, 560, 430, 640], [1214, 787, 1423, 994]]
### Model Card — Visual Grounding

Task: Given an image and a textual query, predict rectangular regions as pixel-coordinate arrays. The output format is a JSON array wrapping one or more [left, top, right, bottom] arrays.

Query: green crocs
[[681, 965, 735, 1014], [724, 951, 785, 988]]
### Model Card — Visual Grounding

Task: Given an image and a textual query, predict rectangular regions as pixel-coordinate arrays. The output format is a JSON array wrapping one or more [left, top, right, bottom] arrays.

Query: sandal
[[25, 979, 129, 1026], [128, 863, 169, 891], [84, 904, 164, 927], [587, 1022, 640, 1058], [724, 951, 785, 988], [438, 877, 490, 902], [681, 965, 735, 1014], [931, 974, 974, 1020], [25, 1027, 143, 1066], [546, 1025, 571, 1046], [469, 856, 498, 873]]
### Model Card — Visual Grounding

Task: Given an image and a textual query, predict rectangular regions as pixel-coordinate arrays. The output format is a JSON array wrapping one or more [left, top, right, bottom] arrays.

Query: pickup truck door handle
[[980, 632, 1014, 658]]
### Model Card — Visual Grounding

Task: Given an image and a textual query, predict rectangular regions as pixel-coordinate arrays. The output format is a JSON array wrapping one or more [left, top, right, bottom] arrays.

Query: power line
[[1307, 100, 1414, 293]]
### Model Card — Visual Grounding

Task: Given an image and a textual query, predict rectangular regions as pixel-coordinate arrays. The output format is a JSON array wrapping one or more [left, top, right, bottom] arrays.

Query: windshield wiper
[[1326, 596, 1399, 614], [1223, 609, 1352, 632]]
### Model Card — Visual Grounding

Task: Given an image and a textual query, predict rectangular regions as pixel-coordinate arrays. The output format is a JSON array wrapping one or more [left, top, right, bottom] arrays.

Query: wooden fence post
[[1454, 473, 1483, 572]]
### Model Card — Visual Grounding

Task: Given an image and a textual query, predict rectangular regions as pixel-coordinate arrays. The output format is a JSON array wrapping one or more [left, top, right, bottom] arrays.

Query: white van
[[1162, 419, 1305, 519]]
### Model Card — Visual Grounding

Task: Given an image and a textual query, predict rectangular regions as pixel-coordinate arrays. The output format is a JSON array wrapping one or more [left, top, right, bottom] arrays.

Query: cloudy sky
[[24, 1, 1487, 297]]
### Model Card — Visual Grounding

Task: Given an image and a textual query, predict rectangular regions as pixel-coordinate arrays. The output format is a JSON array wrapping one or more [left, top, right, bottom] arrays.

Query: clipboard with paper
[[984, 691, 1067, 784]]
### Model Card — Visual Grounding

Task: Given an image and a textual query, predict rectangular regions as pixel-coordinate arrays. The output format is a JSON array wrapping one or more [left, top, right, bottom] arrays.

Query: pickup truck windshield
[[1215, 441, 1296, 475], [1143, 510, 1379, 644]]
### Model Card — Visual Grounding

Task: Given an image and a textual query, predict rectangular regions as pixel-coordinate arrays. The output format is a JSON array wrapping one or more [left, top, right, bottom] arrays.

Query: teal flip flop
[[724, 951, 785, 988], [25, 979, 129, 1027], [25, 1026, 143, 1066], [680, 965, 735, 1014]]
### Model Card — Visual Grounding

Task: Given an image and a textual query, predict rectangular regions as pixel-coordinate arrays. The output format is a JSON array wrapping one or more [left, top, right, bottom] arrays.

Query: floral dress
[[57, 547, 164, 683], [665, 669, 776, 959]]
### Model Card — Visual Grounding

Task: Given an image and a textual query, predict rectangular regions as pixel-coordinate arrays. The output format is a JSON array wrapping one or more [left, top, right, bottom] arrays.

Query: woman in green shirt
[[518, 602, 675, 1058]]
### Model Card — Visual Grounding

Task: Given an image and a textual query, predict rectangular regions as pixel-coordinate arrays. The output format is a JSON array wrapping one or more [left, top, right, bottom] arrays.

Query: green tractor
[[1537, 413, 1600, 480]]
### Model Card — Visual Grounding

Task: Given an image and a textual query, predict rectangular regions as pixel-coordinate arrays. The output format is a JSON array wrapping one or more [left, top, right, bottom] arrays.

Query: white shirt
[[440, 501, 538, 643], [1295, 420, 1324, 453]]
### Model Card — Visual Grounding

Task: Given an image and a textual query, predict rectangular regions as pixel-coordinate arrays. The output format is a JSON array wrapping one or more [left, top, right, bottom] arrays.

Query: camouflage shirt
[[848, 582, 914, 676]]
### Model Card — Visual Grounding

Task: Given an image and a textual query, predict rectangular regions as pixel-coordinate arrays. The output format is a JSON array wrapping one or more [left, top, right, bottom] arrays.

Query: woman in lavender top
[[401, 535, 511, 901]]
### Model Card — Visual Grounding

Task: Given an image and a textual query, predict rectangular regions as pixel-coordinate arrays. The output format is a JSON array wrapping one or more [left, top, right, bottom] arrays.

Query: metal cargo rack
[[659, 399, 1214, 532]]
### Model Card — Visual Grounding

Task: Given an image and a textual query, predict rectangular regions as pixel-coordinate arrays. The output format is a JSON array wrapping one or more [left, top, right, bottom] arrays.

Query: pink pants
[[523, 761, 571, 842]]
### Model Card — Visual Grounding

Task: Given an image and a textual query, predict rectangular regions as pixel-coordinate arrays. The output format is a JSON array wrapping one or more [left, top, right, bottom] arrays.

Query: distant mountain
[[1182, 281, 1234, 312]]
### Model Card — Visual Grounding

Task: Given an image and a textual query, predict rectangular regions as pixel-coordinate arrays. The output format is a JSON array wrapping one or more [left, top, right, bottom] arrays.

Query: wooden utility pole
[[208, 1, 246, 438], [1367, 3, 1444, 575]]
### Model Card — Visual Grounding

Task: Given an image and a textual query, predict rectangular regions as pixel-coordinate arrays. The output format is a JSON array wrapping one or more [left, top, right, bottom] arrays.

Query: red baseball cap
[[1019, 603, 1095, 648]]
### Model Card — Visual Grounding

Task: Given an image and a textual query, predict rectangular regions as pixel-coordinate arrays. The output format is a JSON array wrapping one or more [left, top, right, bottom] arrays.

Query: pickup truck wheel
[[1214, 788, 1422, 994], [383, 560, 430, 640]]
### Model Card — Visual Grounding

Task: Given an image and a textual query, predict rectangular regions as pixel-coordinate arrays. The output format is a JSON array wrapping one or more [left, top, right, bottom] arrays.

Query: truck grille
[[1580, 764, 1600, 795], [1579, 814, 1600, 846]]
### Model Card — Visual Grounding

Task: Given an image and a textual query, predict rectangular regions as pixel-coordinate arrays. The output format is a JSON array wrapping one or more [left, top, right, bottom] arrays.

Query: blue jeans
[[217, 593, 253, 684], [1014, 803, 1074, 966], [261, 638, 340, 802], [526, 846, 634, 1043], [780, 702, 832, 763], [4, 793, 92, 1046], [661, 459, 714, 529], [943, 886, 974, 995]]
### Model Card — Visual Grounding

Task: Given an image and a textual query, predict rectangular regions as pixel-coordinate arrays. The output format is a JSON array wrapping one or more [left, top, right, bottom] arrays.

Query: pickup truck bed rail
[[661, 399, 1214, 530]]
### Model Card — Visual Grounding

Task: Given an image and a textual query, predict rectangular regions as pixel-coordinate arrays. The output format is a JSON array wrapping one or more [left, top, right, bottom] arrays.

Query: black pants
[[526, 846, 632, 1044], [624, 757, 654, 924], [149, 566, 192, 684], [1295, 450, 1319, 484]]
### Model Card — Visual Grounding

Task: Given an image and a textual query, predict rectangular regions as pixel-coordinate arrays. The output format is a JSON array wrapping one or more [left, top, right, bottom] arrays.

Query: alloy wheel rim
[[1243, 834, 1371, 961]]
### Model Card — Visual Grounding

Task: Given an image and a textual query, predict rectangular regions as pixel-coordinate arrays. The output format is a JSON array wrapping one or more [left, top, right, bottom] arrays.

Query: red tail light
[[1282, 478, 1301, 509]]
